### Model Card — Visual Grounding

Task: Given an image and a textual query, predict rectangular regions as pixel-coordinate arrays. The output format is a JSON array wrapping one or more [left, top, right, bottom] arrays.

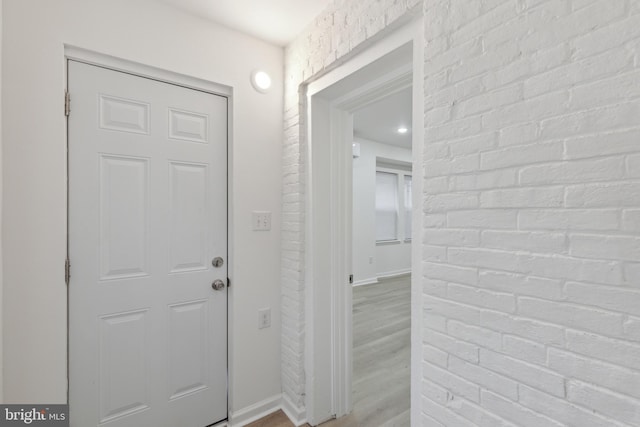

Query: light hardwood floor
[[246, 276, 411, 427]]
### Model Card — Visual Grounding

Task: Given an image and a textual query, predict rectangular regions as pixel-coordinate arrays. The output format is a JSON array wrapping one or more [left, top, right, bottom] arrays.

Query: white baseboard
[[281, 394, 307, 426], [229, 394, 282, 427], [376, 269, 411, 280], [354, 271, 410, 287], [352, 277, 378, 287]]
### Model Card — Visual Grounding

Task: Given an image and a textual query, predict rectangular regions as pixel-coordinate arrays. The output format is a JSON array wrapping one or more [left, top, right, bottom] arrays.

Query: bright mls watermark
[[0, 405, 68, 426]]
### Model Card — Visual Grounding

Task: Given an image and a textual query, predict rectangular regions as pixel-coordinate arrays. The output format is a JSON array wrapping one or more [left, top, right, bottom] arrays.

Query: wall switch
[[253, 211, 272, 231], [258, 308, 271, 329]]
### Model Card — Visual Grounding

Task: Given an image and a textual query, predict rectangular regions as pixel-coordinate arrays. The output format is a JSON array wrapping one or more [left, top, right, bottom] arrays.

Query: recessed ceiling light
[[397, 127, 408, 134], [251, 70, 272, 93]]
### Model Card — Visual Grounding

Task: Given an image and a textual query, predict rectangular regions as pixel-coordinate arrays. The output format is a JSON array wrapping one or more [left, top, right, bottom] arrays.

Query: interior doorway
[[348, 87, 414, 424], [304, 19, 424, 426], [352, 86, 413, 285]]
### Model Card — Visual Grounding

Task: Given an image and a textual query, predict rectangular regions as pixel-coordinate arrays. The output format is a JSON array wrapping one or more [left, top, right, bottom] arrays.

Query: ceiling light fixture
[[251, 70, 272, 93], [397, 126, 408, 134]]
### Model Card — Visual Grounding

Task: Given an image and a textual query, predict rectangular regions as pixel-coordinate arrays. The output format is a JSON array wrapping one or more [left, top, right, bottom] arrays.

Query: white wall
[[284, 0, 640, 426], [352, 138, 411, 284], [2, 0, 283, 415]]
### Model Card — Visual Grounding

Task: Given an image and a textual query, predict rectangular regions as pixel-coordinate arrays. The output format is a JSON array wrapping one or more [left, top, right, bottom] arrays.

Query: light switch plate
[[258, 308, 271, 329], [253, 211, 271, 231]]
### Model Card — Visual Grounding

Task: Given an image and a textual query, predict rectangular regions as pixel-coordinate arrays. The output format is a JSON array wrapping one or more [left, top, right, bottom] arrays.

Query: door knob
[[211, 279, 225, 291]]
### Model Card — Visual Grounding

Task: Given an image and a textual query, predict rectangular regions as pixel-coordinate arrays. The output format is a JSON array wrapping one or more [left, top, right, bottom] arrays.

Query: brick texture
[[284, 0, 640, 425]]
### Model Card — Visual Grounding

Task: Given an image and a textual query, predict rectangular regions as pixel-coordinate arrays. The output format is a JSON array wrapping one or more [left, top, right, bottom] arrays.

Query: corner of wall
[[228, 394, 282, 427], [281, 393, 307, 427]]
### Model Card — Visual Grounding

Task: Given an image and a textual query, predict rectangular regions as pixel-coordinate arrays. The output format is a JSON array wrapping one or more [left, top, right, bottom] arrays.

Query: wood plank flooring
[[247, 276, 411, 427]]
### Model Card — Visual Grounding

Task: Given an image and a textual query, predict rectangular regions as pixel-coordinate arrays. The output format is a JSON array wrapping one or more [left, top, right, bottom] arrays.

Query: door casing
[[303, 19, 425, 426], [64, 45, 234, 420]]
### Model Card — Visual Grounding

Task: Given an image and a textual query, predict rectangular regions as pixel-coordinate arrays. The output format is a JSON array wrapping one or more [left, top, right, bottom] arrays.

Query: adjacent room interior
[[349, 86, 413, 425]]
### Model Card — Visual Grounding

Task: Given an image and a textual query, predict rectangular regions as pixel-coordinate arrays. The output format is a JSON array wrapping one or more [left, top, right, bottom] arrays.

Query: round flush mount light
[[251, 70, 272, 93], [397, 126, 409, 134]]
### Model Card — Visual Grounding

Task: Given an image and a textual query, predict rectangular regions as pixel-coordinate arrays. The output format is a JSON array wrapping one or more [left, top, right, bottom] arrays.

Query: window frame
[[375, 161, 412, 244]]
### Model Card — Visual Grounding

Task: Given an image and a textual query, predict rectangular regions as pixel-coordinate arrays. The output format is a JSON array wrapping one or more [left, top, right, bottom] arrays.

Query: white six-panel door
[[68, 60, 228, 427]]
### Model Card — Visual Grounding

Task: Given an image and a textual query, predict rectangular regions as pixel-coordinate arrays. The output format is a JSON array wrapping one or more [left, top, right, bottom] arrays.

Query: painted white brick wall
[[421, 0, 640, 425], [284, 0, 640, 425]]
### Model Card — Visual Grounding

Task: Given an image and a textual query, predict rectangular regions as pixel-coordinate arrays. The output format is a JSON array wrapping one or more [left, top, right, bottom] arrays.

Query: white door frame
[[64, 45, 234, 419], [304, 18, 425, 426]]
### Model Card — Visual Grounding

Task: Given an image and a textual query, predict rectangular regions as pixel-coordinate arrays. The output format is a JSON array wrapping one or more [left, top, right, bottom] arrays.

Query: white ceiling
[[157, 0, 332, 46], [354, 87, 412, 149], [157, 0, 413, 149]]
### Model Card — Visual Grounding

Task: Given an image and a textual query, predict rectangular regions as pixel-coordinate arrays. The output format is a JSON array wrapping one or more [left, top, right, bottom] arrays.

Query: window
[[375, 171, 398, 241], [375, 163, 412, 243]]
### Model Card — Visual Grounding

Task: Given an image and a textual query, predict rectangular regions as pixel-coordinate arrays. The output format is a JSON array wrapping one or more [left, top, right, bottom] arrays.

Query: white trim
[[376, 159, 412, 171], [352, 278, 379, 287], [228, 394, 308, 427], [306, 98, 354, 424], [307, 23, 416, 97], [64, 45, 235, 425], [229, 394, 282, 427], [376, 239, 403, 246], [305, 95, 332, 425], [304, 18, 423, 427], [377, 270, 412, 281], [354, 271, 410, 287], [65, 45, 232, 97], [409, 16, 425, 427], [281, 394, 308, 427]]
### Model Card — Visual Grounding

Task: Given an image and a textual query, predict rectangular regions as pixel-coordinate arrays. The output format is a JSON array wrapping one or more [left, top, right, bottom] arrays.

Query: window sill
[[376, 239, 402, 246]]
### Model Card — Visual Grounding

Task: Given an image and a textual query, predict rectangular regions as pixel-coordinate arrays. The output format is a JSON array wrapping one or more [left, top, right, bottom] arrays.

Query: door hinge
[[65, 258, 71, 285], [64, 90, 71, 116], [227, 277, 231, 288], [349, 274, 353, 284]]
